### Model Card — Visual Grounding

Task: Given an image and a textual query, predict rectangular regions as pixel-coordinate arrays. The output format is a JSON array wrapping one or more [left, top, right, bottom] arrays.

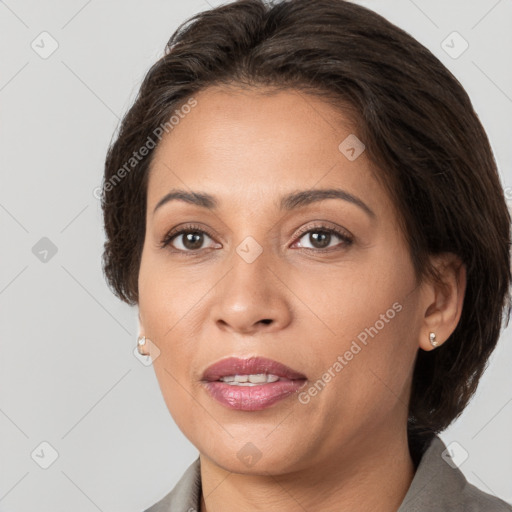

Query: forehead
[[147, 86, 386, 214]]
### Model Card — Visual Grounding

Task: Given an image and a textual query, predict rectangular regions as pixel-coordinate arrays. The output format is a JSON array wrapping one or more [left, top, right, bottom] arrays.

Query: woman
[[101, 0, 512, 510]]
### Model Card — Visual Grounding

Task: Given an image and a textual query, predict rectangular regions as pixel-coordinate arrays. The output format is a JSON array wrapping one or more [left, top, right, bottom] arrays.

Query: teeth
[[219, 374, 281, 385], [248, 374, 269, 384]]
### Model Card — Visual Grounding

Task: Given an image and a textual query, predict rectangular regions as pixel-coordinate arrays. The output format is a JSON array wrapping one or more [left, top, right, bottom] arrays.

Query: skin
[[137, 86, 466, 512]]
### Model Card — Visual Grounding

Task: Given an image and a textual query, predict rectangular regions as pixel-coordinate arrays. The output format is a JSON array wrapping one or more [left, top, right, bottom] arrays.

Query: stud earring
[[429, 332, 438, 347], [137, 336, 147, 355]]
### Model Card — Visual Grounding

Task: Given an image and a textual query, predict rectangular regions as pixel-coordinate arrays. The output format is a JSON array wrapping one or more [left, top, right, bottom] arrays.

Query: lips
[[201, 356, 307, 382], [201, 356, 307, 411]]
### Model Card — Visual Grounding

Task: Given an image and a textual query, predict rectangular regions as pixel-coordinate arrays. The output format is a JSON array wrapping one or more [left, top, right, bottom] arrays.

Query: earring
[[137, 336, 147, 355], [429, 332, 438, 347]]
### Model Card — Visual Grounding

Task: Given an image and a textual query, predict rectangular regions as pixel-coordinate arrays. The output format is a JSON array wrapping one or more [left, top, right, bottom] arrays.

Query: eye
[[160, 224, 220, 253], [292, 223, 353, 252]]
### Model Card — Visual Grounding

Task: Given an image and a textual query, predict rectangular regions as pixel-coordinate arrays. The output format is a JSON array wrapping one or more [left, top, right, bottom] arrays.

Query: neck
[[199, 429, 415, 512]]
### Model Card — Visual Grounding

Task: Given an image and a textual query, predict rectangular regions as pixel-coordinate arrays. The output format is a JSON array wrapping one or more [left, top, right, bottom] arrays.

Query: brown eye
[[180, 231, 206, 250], [168, 230, 213, 251], [160, 224, 220, 254], [304, 230, 332, 249], [294, 226, 353, 252]]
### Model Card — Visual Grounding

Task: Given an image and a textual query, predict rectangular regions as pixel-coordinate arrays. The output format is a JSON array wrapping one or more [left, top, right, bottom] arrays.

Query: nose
[[209, 248, 293, 336]]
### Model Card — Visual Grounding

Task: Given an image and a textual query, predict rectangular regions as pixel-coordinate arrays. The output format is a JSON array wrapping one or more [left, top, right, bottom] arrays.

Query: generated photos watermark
[[93, 96, 198, 200], [298, 301, 403, 404]]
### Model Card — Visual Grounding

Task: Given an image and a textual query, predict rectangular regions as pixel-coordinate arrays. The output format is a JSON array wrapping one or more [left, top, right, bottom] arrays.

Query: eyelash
[[159, 222, 354, 255]]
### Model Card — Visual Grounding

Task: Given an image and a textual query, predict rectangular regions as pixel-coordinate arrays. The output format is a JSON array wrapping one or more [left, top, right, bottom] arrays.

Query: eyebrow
[[153, 188, 375, 218]]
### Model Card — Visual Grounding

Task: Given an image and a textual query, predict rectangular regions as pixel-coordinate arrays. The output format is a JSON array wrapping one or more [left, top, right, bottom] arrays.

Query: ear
[[418, 253, 466, 351]]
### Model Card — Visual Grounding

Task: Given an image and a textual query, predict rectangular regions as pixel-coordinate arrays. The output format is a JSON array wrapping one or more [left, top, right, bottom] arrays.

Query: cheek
[[138, 248, 209, 339], [137, 253, 199, 396], [139, 259, 201, 430], [293, 250, 413, 342], [151, 358, 205, 449], [298, 250, 418, 407]]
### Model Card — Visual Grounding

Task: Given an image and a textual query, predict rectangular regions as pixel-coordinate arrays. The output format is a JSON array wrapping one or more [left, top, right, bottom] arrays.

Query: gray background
[[0, 0, 511, 510]]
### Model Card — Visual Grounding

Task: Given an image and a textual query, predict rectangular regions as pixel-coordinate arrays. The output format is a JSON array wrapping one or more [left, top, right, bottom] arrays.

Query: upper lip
[[202, 356, 307, 382]]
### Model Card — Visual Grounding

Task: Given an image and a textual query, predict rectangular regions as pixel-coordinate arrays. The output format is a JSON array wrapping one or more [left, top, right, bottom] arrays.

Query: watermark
[[132, 337, 161, 366], [31, 441, 59, 469], [441, 441, 469, 468], [32, 237, 58, 263], [441, 31, 469, 60], [338, 134, 365, 161], [93, 96, 198, 200], [298, 301, 403, 404], [236, 236, 264, 263], [31, 31, 59, 59], [237, 442, 263, 467]]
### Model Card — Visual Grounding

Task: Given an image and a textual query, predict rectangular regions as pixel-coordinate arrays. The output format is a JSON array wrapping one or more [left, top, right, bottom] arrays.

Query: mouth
[[201, 356, 307, 411], [202, 355, 307, 382]]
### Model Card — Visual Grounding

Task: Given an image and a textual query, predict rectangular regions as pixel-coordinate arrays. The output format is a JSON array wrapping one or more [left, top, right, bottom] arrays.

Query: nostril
[[260, 319, 272, 325]]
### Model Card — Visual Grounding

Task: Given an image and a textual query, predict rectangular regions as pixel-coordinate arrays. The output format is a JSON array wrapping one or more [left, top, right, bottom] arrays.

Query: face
[[138, 86, 426, 474]]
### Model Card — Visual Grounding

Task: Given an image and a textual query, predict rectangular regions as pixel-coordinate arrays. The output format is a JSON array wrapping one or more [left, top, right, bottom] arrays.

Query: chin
[[196, 430, 307, 475]]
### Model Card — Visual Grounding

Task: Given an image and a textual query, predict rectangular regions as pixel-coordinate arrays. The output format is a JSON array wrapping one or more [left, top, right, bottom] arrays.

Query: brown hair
[[101, 0, 511, 462]]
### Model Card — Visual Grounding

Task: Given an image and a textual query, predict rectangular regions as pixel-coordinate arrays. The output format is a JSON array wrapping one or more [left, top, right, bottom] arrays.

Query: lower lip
[[203, 380, 307, 411]]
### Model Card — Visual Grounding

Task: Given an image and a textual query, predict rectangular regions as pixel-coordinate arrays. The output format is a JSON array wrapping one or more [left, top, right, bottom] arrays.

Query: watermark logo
[[32, 237, 58, 263], [237, 442, 263, 467], [133, 337, 161, 366], [31, 441, 59, 469], [338, 134, 366, 161], [298, 301, 403, 404], [93, 97, 198, 200], [441, 441, 469, 468], [236, 236, 264, 264], [31, 31, 59, 59], [441, 31, 469, 60]]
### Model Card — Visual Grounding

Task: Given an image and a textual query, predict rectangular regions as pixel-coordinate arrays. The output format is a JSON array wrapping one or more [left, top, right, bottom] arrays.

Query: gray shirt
[[144, 434, 512, 511]]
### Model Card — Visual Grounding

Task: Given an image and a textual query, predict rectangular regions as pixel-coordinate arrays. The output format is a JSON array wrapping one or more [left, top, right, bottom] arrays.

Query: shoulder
[[461, 480, 512, 511], [398, 435, 512, 511]]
